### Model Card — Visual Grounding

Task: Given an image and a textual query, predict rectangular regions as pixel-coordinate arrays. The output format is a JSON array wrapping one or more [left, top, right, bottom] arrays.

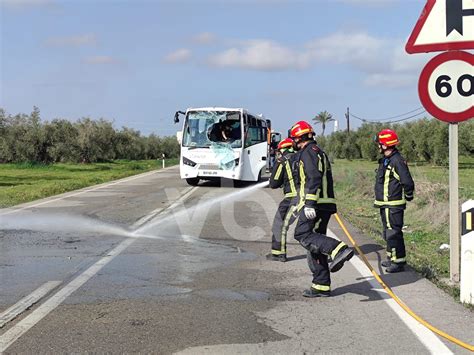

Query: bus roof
[[186, 107, 266, 119]]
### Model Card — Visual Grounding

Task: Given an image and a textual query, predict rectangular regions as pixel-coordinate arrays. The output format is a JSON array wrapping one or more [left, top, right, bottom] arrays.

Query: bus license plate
[[201, 170, 218, 176]]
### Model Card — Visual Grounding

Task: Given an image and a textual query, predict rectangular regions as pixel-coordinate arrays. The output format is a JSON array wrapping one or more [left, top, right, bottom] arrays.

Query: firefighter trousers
[[380, 207, 406, 264], [271, 197, 299, 256], [294, 208, 340, 287]]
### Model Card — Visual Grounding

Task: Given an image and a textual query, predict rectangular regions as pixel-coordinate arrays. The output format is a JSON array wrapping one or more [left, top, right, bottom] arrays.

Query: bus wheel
[[186, 178, 200, 186]]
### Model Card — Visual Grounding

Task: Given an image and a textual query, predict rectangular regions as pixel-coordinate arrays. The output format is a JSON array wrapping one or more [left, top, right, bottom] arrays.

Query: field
[[0, 159, 178, 208], [332, 157, 473, 296]]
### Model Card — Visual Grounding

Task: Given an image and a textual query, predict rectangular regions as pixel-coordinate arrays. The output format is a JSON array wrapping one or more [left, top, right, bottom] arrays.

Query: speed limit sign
[[418, 51, 474, 123]]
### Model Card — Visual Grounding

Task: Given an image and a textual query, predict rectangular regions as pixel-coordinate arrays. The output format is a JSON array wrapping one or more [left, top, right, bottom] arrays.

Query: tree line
[[0, 107, 180, 163], [316, 117, 473, 165]]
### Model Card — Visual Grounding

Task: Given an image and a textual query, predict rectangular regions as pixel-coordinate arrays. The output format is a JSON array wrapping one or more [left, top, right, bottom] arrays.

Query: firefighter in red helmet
[[267, 138, 300, 262], [289, 120, 354, 297], [375, 129, 415, 273]]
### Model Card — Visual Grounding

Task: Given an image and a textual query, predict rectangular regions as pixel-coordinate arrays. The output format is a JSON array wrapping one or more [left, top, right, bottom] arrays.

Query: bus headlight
[[183, 156, 197, 167]]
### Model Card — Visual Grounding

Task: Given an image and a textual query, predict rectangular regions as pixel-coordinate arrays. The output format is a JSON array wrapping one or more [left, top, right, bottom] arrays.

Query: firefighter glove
[[304, 207, 316, 220]]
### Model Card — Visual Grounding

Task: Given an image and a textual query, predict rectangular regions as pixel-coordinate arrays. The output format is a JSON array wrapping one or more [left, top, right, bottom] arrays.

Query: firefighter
[[267, 138, 299, 262], [290, 120, 354, 297], [374, 129, 415, 273]]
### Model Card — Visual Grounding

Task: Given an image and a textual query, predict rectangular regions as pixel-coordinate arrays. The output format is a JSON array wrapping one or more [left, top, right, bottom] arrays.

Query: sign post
[[406, 0, 474, 283], [449, 123, 459, 282]]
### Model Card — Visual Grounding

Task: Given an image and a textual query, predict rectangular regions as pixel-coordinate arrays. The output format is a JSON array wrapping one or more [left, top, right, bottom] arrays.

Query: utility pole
[[345, 107, 350, 133]]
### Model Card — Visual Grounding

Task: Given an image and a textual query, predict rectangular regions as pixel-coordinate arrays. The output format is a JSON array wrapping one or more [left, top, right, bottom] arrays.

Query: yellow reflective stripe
[[285, 160, 297, 196], [321, 156, 329, 201], [467, 212, 472, 230], [284, 192, 297, 198], [274, 164, 283, 180], [386, 251, 392, 258], [271, 250, 286, 255], [312, 284, 330, 291], [318, 198, 335, 204], [374, 199, 406, 206], [392, 169, 400, 181], [385, 139, 398, 145], [385, 208, 391, 229], [390, 248, 405, 263], [299, 161, 306, 205], [392, 257, 406, 263], [306, 194, 318, 201], [318, 158, 323, 172], [331, 241, 346, 260], [280, 205, 298, 253], [379, 134, 392, 139], [383, 167, 391, 202]]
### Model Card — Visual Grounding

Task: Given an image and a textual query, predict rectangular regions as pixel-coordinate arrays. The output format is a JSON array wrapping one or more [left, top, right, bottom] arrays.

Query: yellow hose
[[334, 213, 474, 352]]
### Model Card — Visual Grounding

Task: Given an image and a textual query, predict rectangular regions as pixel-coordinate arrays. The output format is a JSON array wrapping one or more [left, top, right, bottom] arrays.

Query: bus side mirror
[[174, 111, 185, 124]]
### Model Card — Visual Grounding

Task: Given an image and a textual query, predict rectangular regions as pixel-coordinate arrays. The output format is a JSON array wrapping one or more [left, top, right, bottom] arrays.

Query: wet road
[[0, 166, 472, 354]]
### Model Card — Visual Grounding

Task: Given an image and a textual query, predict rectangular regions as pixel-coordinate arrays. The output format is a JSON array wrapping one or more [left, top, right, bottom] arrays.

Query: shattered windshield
[[182, 111, 242, 148]]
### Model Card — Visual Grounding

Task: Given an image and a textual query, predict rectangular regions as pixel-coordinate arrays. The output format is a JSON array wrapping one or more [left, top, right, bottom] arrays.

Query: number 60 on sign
[[418, 51, 474, 123]]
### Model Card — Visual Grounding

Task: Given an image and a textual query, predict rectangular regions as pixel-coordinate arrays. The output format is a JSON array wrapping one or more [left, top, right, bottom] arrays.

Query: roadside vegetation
[[0, 107, 180, 163], [320, 116, 473, 299]]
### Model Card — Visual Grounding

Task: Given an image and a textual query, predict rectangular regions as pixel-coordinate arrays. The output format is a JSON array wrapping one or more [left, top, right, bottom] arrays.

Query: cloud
[[163, 48, 192, 63], [83, 56, 117, 65], [45, 34, 97, 47], [307, 31, 385, 71], [208, 40, 310, 71], [191, 32, 217, 45]]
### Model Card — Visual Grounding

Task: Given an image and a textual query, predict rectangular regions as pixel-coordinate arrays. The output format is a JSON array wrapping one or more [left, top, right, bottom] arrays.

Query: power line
[[350, 109, 427, 125], [350, 106, 425, 122]]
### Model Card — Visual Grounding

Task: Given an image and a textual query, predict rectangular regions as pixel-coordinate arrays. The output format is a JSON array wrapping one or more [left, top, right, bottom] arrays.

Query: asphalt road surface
[[0, 166, 472, 354]]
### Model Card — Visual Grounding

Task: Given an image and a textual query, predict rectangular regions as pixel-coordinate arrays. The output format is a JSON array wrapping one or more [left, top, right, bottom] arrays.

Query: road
[[0, 166, 472, 354]]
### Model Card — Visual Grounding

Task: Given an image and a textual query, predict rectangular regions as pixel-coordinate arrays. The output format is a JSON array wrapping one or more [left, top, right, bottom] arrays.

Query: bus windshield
[[182, 111, 242, 148]]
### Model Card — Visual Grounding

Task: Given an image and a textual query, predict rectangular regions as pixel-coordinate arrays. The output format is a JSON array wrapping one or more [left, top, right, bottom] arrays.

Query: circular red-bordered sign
[[418, 51, 473, 123]]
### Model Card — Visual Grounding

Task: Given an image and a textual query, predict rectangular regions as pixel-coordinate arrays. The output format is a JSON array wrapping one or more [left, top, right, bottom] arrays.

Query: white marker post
[[162, 153, 166, 169], [461, 200, 474, 304]]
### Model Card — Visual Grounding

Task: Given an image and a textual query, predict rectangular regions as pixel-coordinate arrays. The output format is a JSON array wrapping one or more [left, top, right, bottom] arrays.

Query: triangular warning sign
[[406, 0, 474, 54]]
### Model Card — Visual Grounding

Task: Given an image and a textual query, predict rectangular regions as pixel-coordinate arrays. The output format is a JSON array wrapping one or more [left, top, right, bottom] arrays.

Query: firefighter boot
[[329, 243, 354, 273], [302, 285, 330, 298], [385, 263, 405, 273], [266, 253, 287, 262], [381, 259, 391, 267]]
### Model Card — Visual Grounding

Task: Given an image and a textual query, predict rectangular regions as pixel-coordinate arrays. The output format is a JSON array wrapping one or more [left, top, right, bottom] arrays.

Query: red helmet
[[277, 138, 293, 150], [290, 121, 314, 138], [377, 129, 399, 147]]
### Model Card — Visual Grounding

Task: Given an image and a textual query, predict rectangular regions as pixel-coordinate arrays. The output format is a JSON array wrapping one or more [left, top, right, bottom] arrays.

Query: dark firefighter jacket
[[269, 150, 299, 198], [298, 141, 336, 213], [374, 149, 415, 209]]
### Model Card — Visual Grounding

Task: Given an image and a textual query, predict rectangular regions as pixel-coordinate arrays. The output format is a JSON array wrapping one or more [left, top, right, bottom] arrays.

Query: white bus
[[174, 107, 277, 186]]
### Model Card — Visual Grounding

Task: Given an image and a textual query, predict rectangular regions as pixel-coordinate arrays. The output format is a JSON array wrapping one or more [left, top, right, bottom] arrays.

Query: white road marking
[[0, 166, 178, 217], [0, 185, 197, 353], [327, 229, 453, 354], [0, 281, 61, 329]]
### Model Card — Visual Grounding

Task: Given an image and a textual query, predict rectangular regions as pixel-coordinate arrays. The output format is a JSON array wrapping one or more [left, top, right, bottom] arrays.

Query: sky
[[0, 0, 437, 137]]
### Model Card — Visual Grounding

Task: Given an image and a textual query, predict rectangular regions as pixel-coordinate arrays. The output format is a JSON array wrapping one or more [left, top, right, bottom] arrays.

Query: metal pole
[[345, 107, 350, 133], [449, 123, 460, 282]]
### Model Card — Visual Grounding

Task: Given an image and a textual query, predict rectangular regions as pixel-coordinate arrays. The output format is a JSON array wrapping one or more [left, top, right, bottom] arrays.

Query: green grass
[[332, 156, 473, 295], [0, 159, 179, 208]]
